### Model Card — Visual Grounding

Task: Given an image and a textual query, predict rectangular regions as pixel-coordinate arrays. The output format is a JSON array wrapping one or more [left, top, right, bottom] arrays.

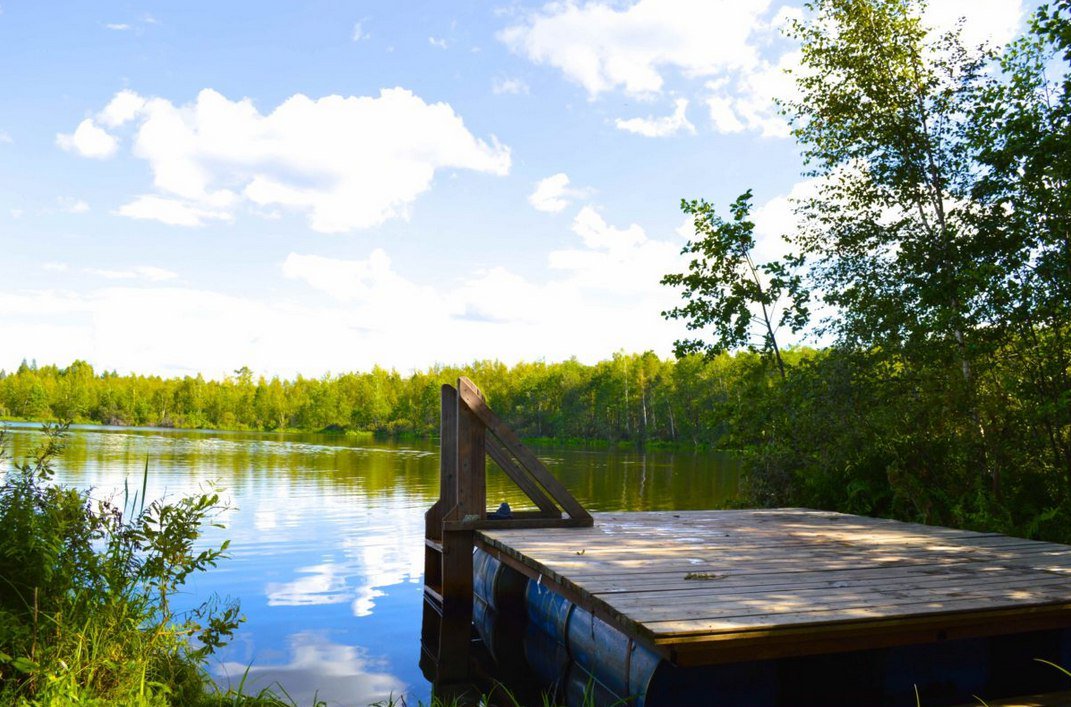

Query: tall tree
[[783, 0, 1007, 493]]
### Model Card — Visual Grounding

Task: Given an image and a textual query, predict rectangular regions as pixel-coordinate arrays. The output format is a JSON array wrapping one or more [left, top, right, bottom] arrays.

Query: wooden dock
[[477, 509, 1071, 667], [421, 378, 1071, 704]]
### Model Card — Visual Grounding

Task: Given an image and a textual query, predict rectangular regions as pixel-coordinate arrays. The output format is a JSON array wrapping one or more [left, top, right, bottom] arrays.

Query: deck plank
[[477, 509, 1071, 665]]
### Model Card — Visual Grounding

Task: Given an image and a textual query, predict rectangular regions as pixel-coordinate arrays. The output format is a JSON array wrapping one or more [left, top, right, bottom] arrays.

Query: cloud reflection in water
[[215, 631, 406, 706]]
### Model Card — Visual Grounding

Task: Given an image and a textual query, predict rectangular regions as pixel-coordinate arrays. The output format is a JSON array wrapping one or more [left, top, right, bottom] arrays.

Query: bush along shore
[[0, 423, 307, 706]]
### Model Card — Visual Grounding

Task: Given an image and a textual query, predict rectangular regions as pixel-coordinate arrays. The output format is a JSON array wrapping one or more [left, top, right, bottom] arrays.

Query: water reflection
[[215, 631, 407, 706], [3, 423, 738, 706]]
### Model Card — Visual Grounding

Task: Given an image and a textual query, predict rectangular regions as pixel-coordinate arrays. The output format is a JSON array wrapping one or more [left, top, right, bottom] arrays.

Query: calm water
[[4, 423, 738, 706]]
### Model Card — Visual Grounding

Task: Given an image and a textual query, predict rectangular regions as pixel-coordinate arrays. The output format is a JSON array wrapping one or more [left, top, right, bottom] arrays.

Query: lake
[[3, 422, 739, 706]]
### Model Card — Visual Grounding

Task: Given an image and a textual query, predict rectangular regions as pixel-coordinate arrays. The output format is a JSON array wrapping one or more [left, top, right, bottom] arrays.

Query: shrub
[[0, 423, 244, 705]]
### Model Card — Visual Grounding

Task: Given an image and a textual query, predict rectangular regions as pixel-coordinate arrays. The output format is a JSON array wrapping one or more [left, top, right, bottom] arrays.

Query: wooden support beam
[[439, 385, 459, 522], [457, 377, 591, 524], [437, 528, 475, 681], [435, 383, 474, 682], [486, 435, 559, 516], [456, 381, 486, 520]]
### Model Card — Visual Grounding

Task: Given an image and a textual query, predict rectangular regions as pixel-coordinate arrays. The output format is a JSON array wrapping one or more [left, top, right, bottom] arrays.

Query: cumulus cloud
[[499, 0, 771, 97], [0, 130, 12, 144], [548, 205, 680, 295], [750, 177, 822, 263], [56, 119, 119, 159], [105, 23, 131, 31], [62, 88, 511, 232], [615, 98, 695, 137], [500, 0, 1025, 138], [351, 21, 368, 42], [282, 250, 432, 307], [428, 36, 448, 49], [276, 206, 689, 369], [528, 172, 585, 213], [705, 50, 799, 138], [98, 89, 146, 128]]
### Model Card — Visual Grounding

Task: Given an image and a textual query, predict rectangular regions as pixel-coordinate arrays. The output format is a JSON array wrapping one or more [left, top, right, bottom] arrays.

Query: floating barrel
[[472, 550, 529, 671], [523, 562, 661, 707], [565, 604, 661, 704], [472, 550, 662, 706], [473, 549, 527, 617]]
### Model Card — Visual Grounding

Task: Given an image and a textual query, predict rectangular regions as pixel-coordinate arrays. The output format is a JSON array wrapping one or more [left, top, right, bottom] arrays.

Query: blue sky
[[0, 0, 1031, 378]]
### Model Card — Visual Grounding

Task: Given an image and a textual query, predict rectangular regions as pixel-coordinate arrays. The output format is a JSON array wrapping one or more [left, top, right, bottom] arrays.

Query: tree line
[[0, 353, 795, 448]]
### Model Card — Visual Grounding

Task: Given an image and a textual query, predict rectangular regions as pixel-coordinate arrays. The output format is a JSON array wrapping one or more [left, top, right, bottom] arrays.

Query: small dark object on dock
[[488, 502, 512, 520]]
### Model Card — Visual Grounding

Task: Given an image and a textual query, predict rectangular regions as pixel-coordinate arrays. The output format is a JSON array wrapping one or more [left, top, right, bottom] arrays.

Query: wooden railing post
[[435, 382, 486, 682], [422, 376, 591, 687], [456, 381, 486, 521]]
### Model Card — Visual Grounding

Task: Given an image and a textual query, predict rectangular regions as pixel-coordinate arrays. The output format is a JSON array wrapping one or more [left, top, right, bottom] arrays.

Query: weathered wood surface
[[477, 509, 1071, 666]]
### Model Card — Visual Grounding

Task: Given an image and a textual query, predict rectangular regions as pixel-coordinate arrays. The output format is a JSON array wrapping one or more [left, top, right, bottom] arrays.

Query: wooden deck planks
[[476, 509, 1071, 666]]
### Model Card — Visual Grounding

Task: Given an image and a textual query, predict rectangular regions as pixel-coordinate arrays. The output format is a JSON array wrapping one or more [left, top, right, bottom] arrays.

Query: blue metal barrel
[[473, 549, 528, 617], [525, 572, 660, 706]]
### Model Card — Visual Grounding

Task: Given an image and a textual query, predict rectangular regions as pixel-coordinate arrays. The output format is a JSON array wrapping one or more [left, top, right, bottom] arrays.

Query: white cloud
[[282, 250, 432, 307], [351, 21, 368, 42], [0, 130, 11, 144], [117, 195, 233, 227], [1, 200, 694, 377], [547, 205, 682, 296], [57, 197, 90, 214], [498, 0, 773, 97], [925, 0, 1023, 48], [85, 266, 178, 282], [56, 119, 119, 159], [428, 36, 448, 49], [277, 203, 691, 368], [65, 88, 510, 232], [501, 0, 1024, 139], [615, 98, 695, 137], [705, 50, 799, 138], [751, 177, 821, 263], [105, 23, 131, 31], [492, 77, 530, 95], [98, 90, 145, 128], [528, 172, 584, 213], [42, 262, 69, 273]]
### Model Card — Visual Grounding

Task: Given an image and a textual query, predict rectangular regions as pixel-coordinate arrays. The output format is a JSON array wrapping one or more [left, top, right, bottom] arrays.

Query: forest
[[0, 352, 778, 447]]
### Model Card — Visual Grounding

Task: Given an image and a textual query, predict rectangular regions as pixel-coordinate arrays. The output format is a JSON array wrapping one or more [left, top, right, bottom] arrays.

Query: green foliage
[[0, 423, 250, 705], [662, 190, 809, 378], [659, 0, 1071, 543], [0, 353, 814, 449]]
